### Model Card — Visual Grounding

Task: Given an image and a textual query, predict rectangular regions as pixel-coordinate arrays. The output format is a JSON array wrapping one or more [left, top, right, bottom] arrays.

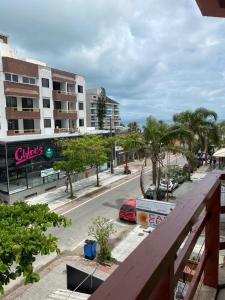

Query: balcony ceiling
[[196, 0, 225, 17]]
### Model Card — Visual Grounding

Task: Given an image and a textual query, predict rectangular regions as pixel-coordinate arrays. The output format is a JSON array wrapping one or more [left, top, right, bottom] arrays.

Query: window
[[6, 96, 17, 107], [78, 85, 83, 93], [5, 73, 18, 82], [42, 78, 49, 88], [92, 95, 97, 99], [79, 102, 84, 110], [12, 74, 18, 82], [79, 119, 84, 127], [22, 76, 35, 85], [44, 119, 51, 128], [8, 119, 18, 130], [43, 98, 50, 108]]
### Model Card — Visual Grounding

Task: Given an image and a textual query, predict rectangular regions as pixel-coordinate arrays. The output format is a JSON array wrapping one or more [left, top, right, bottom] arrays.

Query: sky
[[1, 0, 225, 125]]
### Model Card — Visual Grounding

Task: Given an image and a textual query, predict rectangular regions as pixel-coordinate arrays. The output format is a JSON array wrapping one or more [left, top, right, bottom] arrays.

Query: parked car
[[119, 198, 136, 222], [144, 188, 166, 201], [159, 178, 178, 192], [174, 173, 186, 184]]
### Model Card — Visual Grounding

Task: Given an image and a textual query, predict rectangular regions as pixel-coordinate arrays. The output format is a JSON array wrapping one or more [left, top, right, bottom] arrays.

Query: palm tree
[[173, 107, 218, 166], [97, 87, 106, 130], [127, 122, 141, 133], [143, 117, 189, 186]]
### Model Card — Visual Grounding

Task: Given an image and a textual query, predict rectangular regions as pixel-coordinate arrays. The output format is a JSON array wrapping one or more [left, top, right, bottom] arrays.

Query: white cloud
[[0, 0, 225, 124]]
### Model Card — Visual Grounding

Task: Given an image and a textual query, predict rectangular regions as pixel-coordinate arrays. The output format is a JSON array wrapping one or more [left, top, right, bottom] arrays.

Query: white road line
[[61, 172, 148, 215], [60, 155, 183, 216]]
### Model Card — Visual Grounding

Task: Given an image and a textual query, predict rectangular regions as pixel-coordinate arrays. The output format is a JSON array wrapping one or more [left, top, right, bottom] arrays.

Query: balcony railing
[[53, 109, 77, 120], [52, 90, 76, 102], [5, 107, 40, 119], [7, 129, 41, 136], [89, 171, 225, 300], [54, 127, 76, 133], [4, 81, 39, 98]]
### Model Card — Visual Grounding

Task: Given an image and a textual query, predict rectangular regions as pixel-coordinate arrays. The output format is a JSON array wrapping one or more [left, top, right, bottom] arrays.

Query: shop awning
[[213, 148, 225, 158]]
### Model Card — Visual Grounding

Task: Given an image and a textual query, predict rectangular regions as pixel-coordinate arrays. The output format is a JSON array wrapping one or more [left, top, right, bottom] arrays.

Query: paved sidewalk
[[26, 161, 144, 210]]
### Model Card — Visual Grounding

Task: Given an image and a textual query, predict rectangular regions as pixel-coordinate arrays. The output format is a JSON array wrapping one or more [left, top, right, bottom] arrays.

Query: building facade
[[86, 88, 122, 131], [0, 34, 86, 137], [0, 34, 90, 203]]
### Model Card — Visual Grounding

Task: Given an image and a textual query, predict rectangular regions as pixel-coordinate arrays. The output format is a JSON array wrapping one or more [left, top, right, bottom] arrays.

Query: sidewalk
[[26, 161, 144, 211]]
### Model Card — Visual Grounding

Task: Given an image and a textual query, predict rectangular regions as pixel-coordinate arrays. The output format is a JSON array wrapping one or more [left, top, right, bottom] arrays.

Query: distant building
[[86, 88, 122, 131]]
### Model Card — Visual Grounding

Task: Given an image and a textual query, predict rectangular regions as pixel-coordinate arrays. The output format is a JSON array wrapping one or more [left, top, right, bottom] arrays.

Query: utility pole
[[110, 116, 114, 174]]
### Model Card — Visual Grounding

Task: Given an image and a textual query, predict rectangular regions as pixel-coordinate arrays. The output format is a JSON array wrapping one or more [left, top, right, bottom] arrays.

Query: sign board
[[136, 198, 176, 228], [41, 168, 60, 177]]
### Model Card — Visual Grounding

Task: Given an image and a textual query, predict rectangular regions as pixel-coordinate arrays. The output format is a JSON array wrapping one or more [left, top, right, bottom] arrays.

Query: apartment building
[[86, 88, 122, 131], [0, 34, 86, 137], [0, 34, 88, 203]]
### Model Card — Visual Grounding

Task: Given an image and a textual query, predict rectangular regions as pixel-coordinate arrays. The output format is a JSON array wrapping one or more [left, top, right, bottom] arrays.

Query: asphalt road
[[50, 155, 185, 251]]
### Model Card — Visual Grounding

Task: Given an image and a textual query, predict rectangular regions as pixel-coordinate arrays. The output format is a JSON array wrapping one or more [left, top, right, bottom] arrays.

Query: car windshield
[[121, 205, 134, 212], [161, 179, 169, 185]]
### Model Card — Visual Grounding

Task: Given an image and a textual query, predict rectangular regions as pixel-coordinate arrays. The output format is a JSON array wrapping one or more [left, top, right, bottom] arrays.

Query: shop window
[[42, 78, 49, 88], [43, 98, 50, 108], [79, 119, 84, 127], [44, 119, 51, 128], [6, 96, 17, 107], [78, 85, 83, 93], [79, 102, 84, 110]]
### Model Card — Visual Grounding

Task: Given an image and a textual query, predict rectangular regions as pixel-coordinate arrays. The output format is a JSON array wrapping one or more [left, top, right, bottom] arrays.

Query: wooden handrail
[[89, 171, 222, 300]]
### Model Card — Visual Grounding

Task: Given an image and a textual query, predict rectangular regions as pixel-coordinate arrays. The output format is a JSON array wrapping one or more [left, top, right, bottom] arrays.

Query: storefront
[[0, 137, 67, 203], [0, 132, 113, 204]]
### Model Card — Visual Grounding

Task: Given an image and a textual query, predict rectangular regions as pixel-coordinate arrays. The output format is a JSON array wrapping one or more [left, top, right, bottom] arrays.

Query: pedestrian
[[65, 177, 69, 193]]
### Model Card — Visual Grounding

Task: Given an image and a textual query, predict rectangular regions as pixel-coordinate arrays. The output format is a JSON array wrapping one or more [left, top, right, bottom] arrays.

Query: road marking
[[60, 155, 183, 216]]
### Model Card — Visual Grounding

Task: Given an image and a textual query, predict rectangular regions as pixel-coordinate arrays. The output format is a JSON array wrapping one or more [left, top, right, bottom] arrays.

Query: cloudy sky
[[1, 0, 225, 124]]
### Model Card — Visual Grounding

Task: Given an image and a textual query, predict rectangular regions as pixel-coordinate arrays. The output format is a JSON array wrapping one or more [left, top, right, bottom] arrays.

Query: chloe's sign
[[15, 145, 44, 165]]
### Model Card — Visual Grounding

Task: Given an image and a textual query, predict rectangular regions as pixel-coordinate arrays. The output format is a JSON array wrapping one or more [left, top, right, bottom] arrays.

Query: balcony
[[89, 171, 225, 300], [4, 81, 39, 98], [7, 129, 41, 136], [54, 127, 76, 133], [53, 109, 77, 120], [52, 90, 76, 102], [5, 107, 40, 119]]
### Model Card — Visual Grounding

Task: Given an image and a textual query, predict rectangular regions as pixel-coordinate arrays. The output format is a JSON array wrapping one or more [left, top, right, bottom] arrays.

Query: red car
[[119, 199, 136, 222]]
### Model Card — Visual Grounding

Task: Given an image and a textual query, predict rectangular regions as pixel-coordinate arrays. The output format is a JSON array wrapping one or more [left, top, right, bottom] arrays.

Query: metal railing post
[[204, 184, 221, 288]]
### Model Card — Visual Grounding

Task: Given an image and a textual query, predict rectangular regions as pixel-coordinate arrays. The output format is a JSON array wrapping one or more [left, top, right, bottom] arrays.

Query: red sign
[[15, 145, 44, 165], [149, 213, 166, 227]]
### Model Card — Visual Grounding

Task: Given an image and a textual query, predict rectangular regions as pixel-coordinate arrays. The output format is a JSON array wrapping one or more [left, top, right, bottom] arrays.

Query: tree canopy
[[54, 138, 89, 197], [0, 202, 70, 294]]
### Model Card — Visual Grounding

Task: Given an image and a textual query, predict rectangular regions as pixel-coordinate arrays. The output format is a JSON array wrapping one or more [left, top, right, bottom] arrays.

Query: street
[[50, 155, 185, 252]]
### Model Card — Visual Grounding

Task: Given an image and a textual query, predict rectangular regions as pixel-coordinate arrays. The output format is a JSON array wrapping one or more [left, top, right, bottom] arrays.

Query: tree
[[54, 138, 88, 198], [173, 107, 218, 166], [97, 87, 106, 130], [88, 216, 116, 263], [0, 202, 70, 294], [143, 117, 189, 186], [116, 132, 143, 167], [80, 135, 111, 187], [127, 121, 141, 133]]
